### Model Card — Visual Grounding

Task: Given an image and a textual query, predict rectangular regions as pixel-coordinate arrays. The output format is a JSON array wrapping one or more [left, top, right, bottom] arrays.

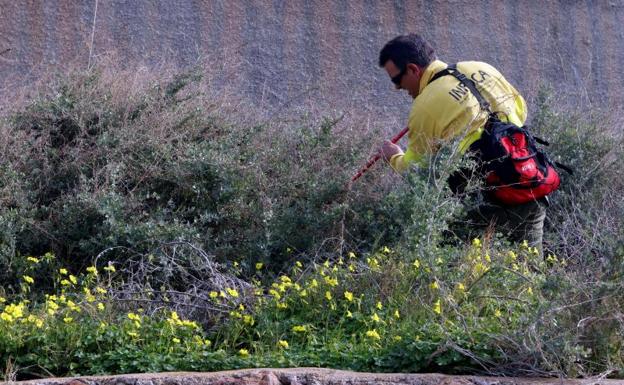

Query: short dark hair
[[378, 34, 436, 70]]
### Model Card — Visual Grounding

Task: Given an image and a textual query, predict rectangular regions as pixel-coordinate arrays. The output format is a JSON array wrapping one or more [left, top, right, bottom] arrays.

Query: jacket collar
[[418, 60, 448, 95]]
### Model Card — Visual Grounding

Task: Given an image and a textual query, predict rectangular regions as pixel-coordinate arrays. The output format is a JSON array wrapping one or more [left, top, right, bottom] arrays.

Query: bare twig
[[88, 0, 99, 68]]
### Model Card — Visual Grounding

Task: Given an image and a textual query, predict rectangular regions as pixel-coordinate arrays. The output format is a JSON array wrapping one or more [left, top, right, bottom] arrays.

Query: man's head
[[379, 34, 436, 98]]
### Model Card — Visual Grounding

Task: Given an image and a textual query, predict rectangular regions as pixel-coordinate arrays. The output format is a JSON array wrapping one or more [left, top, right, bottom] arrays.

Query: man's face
[[384, 60, 421, 99]]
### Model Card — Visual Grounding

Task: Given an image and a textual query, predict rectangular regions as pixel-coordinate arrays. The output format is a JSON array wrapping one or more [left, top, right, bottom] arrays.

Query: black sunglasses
[[391, 67, 406, 86]]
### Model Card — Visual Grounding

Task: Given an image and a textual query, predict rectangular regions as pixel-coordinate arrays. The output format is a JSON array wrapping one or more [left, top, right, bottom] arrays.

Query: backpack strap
[[429, 64, 491, 112], [554, 161, 574, 175]]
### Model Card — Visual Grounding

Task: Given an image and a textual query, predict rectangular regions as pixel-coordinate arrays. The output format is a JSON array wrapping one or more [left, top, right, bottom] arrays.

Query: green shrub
[[0, 63, 405, 277]]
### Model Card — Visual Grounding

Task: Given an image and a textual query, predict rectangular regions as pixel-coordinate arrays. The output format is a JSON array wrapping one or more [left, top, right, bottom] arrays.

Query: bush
[[1, 64, 623, 379], [0, 61, 405, 278]]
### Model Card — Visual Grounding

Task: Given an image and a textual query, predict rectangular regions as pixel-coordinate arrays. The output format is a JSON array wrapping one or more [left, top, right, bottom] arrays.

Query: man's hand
[[380, 140, 403, 161]]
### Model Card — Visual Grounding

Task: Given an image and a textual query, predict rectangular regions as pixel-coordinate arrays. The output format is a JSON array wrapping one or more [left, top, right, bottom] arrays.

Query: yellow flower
[[103, 264, 116, 273], [436, 257, 443, 265], [527, 287, 533, 296], [295, 261, 303, 268], [67, 300, 81, 312], [209, 291, 219, 299], [382, 246, 390, 253], [433, 299, 442, 315], [371, 312, 381, 323], [127, 331, 138, 337], [243, 315, 255, 325], [86, 266, 98, 275], [97, 302, 105, 311], [64, 317, 73, 323], [298, 289, 307, 298], [292, 325, 307, 333], [255, 262, 263, 270], [27, 256, 39, 264], [22, 275, 34, 284], [0, 313, 13, 322], [393, 335, 402, 341], [59, 268, 68, 275], [278, 340, 289, 349], [473, 262, 489, 275], [367, 257, 380, 269], [172, 337, 181, 344], [348, 251, 356, 259], [457, 283, 466, 291], [412, 259, 420, 269], [4, 303, 25, 319], [69, 275, 78, 285], [95, 287, 107, 294], [394, 310, 400, 319], [325, 291, 332, 301], [365, 329, 381, 340], [521, 239, 529, 249], [494, 309, 502, 317], [127, 312, 141, 322], [324, 276, 338, 287], [47, 300, 59, 312], [430, 281, 439, 290], [344, 291, 354, 302], [323, 260, 330, 268], [226, 288, 239, 298], [484, 254, 491, 263], [472, 238, 482, 247], [276, 302, 288, 309], [84, 288, 96, 303], [238, 348, 249, 357], [348, 264, 355, 272], [0, 297, 5, 303], [309, 279, 318, 288], [269, 289, 281, 300], [182, 320, 199, 329], [60, 279, 71, 286], [346, 310, 353, 318]]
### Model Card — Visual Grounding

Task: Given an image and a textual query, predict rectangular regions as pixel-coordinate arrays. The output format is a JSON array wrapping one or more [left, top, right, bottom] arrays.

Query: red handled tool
[[350, 126, 409, 182]]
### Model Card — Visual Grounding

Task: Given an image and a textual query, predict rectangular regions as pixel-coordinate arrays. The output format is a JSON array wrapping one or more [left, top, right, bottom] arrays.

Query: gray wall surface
[[1, 0, 623, 123]]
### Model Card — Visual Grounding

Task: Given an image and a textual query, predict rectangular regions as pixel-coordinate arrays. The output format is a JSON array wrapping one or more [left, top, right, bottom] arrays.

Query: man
[[378, 33, 547, 252]]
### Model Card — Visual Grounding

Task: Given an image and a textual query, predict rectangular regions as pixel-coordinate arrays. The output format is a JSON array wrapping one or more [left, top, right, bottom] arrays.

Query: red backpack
[[431, 65, 572, 205]]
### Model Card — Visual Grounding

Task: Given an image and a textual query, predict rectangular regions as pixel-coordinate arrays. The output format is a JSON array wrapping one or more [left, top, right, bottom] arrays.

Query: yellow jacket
[[390, 60, 528, 172]]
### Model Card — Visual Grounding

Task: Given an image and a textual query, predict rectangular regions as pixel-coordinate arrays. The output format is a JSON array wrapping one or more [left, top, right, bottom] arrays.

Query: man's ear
[[407, 63, 423, 77]]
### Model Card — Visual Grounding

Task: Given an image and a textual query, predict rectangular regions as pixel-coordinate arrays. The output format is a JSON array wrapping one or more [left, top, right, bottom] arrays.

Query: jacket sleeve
[[389, 106, 441, 172]]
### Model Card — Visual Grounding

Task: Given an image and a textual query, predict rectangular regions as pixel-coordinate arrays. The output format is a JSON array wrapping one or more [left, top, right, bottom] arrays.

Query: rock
[[8, 368, 624, 385]]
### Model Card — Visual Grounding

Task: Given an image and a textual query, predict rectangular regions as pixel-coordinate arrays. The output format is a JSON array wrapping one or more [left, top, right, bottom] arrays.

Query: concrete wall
[[1, 0, 623, 122]]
